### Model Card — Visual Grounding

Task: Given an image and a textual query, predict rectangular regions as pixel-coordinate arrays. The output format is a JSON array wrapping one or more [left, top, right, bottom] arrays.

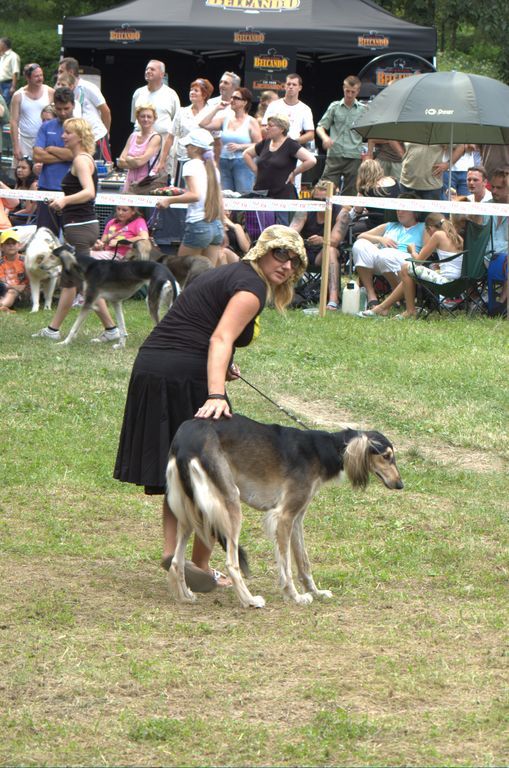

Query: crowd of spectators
[[0, 46, 507, 318]]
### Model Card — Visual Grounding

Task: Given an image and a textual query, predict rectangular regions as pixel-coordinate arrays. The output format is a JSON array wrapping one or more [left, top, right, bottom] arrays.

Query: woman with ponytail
[[157, 127, 224, 265], [359, 212, 465, 319]]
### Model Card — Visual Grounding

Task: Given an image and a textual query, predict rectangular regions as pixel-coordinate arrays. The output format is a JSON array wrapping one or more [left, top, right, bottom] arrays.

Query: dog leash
[[237, 374, 310, 430]]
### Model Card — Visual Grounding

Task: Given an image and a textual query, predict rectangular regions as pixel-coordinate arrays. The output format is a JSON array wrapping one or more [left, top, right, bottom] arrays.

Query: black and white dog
[[54, 243, 178, 347], [166, 414, 403, 608]]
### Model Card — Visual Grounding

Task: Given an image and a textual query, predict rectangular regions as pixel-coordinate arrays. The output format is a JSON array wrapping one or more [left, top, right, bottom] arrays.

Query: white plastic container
[[342, 280, 361, 314]]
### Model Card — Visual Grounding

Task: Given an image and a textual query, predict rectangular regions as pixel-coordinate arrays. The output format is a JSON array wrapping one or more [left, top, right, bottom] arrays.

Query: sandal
[[211, 569, 233, 588], [326, 300, 339, 311], [357, 309, 382, 318], [367, 299, 379, 309], [161, 555, 217, 593]]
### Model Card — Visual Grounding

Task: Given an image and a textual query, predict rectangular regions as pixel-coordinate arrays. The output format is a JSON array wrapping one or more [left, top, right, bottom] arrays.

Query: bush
[[2, 21, 60, 82]]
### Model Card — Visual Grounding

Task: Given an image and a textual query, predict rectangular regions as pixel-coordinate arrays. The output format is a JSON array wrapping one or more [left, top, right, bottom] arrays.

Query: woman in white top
[[156, 78, 214, 184], [359, 212, 465, 319], [157, 128, 224, 265]]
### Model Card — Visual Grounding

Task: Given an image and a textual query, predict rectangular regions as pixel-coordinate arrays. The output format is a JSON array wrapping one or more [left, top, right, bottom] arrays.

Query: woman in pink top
[[118, 104, 161, 191]]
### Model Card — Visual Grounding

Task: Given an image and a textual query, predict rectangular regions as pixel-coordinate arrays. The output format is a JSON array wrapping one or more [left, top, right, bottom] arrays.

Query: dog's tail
[[343, 434, 371, 489], [161, 278, 180, 308], [217, 534, 250, 577]]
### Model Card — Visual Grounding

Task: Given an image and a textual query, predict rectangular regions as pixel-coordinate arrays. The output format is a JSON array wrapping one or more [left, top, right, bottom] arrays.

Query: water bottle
[[359, 287, 368, 312], [342, 280, 360, 314]]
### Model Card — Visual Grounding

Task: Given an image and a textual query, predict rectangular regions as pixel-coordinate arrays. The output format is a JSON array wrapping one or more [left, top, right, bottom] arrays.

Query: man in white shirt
[[466, 165, 493, 203], [262, 73, 314, 146], [58, 57, 112, 161], [131, 60, 180, 174], [0, 38, 20, 105]]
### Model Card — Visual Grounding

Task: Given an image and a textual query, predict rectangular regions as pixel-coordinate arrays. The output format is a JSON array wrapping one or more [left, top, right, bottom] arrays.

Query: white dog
[[24, 228, 62, 312]]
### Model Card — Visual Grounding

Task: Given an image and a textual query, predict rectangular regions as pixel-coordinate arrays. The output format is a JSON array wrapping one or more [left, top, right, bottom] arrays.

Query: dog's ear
[[343, 434, 370, 489]]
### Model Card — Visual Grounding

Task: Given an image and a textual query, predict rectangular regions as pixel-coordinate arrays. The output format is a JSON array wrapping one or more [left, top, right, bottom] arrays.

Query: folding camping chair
[[407, 219, 492, 318]]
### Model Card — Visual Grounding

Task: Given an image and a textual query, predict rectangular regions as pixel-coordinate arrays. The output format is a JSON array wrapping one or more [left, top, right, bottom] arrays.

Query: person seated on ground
[[334, 158, 401, 245], [358, 213, 465, 319], [9, 155, 38, 225], [92, 205, 149, 260], [220, 209, 251, 264], [0, 229, 29, 312], [352, 194, 424, 308], [290, 179, 342, 310]]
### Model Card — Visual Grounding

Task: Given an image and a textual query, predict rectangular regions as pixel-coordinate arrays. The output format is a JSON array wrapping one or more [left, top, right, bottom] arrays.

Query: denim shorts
[[182, 218, 224, 249]]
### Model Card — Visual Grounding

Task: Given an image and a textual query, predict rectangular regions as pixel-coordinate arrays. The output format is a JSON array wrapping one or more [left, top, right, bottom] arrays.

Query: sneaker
[[442, 297, 464, 310], [32, 326, 61, 340], [90, 327, 121, 343], [72, 293, 85, 308]]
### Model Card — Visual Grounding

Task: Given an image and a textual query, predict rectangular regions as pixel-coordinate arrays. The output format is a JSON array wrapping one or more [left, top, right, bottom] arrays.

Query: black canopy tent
[[62, 0, 436, 157], [63, 0, 436, 58]]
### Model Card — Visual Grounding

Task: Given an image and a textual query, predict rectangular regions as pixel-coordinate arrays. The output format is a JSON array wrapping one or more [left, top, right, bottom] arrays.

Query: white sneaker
[[90, 327, 121, 343], [32, 327, 61, 340]]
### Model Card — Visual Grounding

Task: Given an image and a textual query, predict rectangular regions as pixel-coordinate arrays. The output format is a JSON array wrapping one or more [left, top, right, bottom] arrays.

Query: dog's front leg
[[111, 302, 128, 349], [30, 278, 41, 312], [275, 512, 313, 605], [291, 514, 332, 599], [44, 275, 58, 310], [57, 307, 92, 345]]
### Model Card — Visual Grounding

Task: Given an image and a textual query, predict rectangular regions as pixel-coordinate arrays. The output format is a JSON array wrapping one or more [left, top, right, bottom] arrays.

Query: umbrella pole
[[448, 125, 453, 201]]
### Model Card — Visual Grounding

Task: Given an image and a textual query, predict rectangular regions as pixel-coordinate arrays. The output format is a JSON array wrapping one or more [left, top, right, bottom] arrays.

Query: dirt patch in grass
[[280, 394, 507, 474]]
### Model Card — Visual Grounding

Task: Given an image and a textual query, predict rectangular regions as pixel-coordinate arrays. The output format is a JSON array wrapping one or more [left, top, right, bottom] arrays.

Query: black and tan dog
[[166, 414, 403, 608], [54, 243, 178, 347]]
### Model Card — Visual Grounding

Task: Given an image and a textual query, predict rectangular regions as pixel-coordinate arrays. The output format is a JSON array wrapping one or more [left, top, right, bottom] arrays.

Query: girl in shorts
[[157, 127, 224, 266]]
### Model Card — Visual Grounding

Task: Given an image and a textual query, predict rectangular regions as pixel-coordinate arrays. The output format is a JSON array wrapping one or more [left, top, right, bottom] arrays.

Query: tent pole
[[319, 181, 334, 317], [447, 125, 453, 201]]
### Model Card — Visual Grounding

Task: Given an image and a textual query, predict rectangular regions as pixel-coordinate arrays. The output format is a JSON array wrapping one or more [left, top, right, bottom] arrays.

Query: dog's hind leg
[[273, 510, 313, 605], [223, 506, 265, 609], [291, 512, 332, 599], [168, 519, 197, 603]]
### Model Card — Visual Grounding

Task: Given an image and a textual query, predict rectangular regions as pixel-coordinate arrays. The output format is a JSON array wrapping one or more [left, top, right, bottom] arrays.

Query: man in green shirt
[[316, 75, 366, 196]]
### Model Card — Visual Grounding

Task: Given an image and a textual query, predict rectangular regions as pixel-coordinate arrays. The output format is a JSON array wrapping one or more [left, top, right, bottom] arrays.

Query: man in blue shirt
[[33, 87, 75, 234]]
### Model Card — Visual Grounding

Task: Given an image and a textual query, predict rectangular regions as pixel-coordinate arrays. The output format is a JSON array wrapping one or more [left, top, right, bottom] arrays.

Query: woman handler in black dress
[[114, 225, 307, 590]]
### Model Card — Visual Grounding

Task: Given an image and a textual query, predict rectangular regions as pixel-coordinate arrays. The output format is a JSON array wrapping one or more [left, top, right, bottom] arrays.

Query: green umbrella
[[353, 70, 509, 144]]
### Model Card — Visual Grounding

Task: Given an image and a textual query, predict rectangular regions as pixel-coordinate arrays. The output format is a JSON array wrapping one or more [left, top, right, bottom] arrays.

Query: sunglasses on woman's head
[[271, 248, 301, 269]]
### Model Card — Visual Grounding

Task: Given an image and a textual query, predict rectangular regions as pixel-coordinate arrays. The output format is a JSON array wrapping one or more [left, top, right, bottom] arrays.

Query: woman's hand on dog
[[195, 397, 232, 420]]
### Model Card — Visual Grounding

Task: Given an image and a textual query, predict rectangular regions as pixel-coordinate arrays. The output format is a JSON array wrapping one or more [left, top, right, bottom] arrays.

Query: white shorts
[[353, 239, 406, 275]]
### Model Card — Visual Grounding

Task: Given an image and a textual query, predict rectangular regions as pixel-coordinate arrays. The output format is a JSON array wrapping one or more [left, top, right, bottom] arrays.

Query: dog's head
[[53, 243, 80, 274], [343, 430, 403, 490], [24, 227, 62, 274]]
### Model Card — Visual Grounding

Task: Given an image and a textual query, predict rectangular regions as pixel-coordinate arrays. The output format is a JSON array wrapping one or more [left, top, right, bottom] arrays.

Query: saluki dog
[[53, 243, 178, 347], [166, 414, 403, 608]]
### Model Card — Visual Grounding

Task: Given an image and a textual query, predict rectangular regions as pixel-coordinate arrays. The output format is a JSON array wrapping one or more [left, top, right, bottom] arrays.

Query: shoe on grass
[[32, 326, 61, 340], [91, 327, 121, 343]]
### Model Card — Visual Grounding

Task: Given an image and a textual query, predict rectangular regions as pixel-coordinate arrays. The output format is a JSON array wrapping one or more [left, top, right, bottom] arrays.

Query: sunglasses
[[271, 248, 301, 269], [24, 63, 41, 76]]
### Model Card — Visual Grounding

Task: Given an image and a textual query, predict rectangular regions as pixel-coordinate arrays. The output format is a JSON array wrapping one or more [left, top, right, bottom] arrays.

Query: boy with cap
[[0, 229, 28, 312]]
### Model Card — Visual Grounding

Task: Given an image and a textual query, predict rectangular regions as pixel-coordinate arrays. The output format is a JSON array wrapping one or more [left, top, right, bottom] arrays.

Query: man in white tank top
[[10, 63, 54, 162]]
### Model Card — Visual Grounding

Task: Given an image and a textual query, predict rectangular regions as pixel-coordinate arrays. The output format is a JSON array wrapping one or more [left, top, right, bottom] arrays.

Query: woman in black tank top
[[38, 117, 119, 341]]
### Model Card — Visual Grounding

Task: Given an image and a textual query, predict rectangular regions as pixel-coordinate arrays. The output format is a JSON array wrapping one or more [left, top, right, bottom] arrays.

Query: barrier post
[[318, 181, 334, 317]]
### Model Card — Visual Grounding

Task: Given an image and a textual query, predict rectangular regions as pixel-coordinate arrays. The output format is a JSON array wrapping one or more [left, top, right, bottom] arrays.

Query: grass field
[[1, 302, 508, 766]]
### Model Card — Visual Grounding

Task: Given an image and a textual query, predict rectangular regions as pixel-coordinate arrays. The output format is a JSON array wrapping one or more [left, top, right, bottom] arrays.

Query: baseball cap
[[0, 229, 21, 244], [181, 128, 214, 150]]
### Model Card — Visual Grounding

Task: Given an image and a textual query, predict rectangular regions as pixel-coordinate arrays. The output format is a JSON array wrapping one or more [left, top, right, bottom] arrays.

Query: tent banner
[[245, 46, 297, 96]]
